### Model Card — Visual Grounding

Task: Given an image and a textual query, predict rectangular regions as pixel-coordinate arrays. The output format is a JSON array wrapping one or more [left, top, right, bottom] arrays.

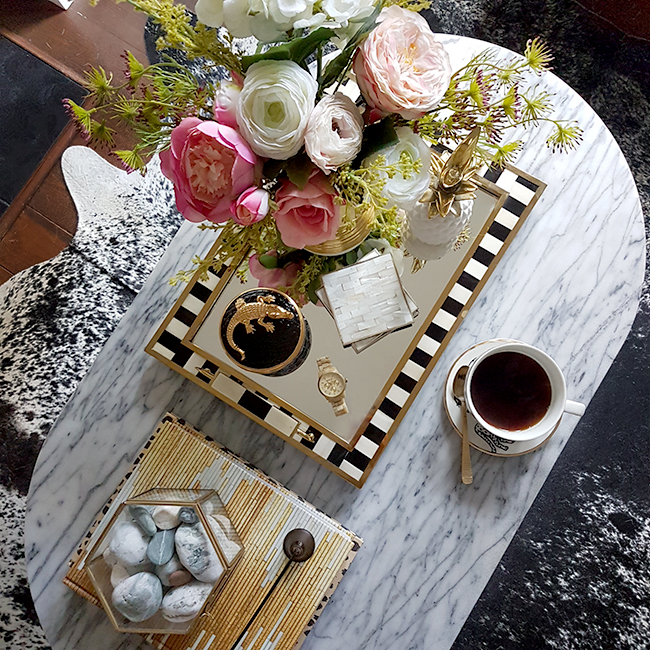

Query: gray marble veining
[[25, 37, 645, 650]]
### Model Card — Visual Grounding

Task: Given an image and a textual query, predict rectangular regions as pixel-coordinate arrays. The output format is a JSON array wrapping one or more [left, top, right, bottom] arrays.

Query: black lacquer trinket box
[[219, 288, 311, 376]]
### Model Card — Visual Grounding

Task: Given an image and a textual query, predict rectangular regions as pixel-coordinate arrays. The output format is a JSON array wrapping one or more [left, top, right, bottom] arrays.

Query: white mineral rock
[[152, 505, 181, 530], [111, 572, 163, 622], [109, 521, 151, 567], [161, 581, 213, 623], [102, 546, 120, 567], [110, 563, 131, 589], [175, 523, 224, 583]]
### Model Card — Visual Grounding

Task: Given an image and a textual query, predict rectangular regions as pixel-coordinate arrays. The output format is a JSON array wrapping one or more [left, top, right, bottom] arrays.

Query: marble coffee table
[[25, 35, 645, 650]]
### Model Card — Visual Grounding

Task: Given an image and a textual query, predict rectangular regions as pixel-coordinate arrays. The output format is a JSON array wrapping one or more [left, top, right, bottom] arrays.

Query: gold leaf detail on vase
[[419, 125, 481, 219], [454, 226, 472, 250], [305, 203, 375, 256]]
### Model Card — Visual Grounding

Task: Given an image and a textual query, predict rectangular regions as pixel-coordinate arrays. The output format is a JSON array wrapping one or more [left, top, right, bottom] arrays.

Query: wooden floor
[[0, 0, 646, 287], [0, 0, 150, 285]]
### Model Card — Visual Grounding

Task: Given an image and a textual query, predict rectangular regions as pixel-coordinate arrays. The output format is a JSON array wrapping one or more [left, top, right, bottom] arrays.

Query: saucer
[[443, 339, 560, 457]]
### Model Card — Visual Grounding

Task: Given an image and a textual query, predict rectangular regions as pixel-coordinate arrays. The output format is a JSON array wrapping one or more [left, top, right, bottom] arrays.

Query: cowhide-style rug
[[0, 147, 182, 648]]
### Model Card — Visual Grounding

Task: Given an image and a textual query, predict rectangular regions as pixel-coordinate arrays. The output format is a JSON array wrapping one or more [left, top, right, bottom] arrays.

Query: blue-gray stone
[[111, 572, 163, 622], [179, 507, 199, 524], [147, 529, 175, 566], [129, 505, 157, 536]]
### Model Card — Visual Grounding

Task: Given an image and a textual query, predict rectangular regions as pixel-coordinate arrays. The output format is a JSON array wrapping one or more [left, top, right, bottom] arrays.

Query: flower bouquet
[[68, 0, 581, 306]]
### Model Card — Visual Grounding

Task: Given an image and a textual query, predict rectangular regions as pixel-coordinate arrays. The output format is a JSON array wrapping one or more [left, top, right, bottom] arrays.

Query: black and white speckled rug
[[0, 1, 648, 648], [0, 147, 182, 648]]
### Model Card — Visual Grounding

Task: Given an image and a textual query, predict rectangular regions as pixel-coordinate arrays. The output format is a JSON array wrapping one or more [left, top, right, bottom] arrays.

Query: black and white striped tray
[[146, 164, 545, 487]]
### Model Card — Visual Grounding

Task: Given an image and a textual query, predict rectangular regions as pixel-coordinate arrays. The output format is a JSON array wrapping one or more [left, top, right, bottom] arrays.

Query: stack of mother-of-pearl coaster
[[319, 251, 417, 352]]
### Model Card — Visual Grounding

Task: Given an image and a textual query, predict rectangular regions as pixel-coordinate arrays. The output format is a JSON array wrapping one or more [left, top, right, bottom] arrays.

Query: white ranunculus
[[237, 60, 318, 160], [195, 0, 224, 27], [304, 93, 364, 174], [366, 127, 431, 211]]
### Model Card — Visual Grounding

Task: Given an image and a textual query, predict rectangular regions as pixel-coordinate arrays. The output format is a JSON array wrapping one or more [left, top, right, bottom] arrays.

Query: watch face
[[319, 372, 345, 398]]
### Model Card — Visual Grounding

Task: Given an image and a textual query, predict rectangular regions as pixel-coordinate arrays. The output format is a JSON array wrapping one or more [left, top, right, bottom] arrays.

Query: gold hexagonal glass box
[[85, 488, 243, 634]]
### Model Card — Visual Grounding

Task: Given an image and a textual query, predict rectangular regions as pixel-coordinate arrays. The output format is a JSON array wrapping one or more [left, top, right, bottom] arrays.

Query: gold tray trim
[[145, 164, 546, 487]]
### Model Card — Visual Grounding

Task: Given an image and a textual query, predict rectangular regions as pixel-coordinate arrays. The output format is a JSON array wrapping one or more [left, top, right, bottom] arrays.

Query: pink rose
[[249, 251, 301, 291], [273, 170, 341, 249], [231, 187, 270, 226], [353, 5, 452, 120], [213, 81, 241, 129], [160, 117, 257, 223]]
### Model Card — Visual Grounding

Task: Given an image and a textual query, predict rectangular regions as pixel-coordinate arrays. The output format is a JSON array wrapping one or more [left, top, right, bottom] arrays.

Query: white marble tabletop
[[25, 35, 645, 650]]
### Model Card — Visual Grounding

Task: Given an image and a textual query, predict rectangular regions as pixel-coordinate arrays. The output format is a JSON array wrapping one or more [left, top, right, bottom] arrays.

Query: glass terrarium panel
[[84, 489, 243, 635], [129, 488, 214, 504], [189, 187, 499, 445]]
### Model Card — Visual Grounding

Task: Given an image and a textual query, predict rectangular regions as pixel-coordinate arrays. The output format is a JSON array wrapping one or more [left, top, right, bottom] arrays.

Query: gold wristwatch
[[316, 357, 348, 416]]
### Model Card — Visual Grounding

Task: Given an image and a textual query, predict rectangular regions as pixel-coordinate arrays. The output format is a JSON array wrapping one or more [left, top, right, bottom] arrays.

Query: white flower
[[195, 0, 224, 27], [237, 60, 318, 160], [304, 93, 364, 174], [247, 0, 315, 41], [321, 0, 375, 28], [223, 0, 253, 37], [366, 127, 431, 211]]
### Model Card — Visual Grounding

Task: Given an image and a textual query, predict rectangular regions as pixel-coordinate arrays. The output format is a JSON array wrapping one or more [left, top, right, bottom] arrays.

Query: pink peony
[[249, 251, 302, 292], [160, 117, 257, 223], [273, 170, 341, 249], [231, 186, 270, 226], [353, 5, 451, 120]]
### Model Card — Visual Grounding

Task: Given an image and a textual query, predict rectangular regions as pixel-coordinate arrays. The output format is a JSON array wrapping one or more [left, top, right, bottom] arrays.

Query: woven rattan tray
[[64, 413, 362, 650]]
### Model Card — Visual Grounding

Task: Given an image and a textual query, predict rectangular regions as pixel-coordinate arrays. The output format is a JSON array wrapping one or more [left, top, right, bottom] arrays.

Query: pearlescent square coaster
[[321, 253, 413, 347]]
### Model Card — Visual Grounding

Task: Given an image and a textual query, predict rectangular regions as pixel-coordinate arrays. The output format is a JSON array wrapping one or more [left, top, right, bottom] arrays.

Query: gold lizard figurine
[[226, 295, 294, 360]]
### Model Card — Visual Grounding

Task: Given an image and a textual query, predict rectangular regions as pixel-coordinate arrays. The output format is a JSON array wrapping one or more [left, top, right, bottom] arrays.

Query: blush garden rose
[[353, 5, 452, 120], [273, 170, 341, 248]]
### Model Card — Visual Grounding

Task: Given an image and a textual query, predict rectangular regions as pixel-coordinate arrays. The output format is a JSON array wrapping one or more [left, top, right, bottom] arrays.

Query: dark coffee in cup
[[469, 351, 552, 431]]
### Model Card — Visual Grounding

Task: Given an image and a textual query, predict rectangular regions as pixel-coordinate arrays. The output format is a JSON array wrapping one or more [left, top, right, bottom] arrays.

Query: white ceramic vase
[[404, 198, 473, 261]]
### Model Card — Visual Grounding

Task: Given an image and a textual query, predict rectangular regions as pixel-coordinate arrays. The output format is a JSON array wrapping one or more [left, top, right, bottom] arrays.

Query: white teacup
[[464, 341, 585, 442]]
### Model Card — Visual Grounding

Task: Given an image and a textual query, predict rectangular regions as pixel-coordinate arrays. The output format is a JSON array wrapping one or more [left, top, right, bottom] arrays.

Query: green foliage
[[413, 39, 582, 165], [121, 0, 242, 73], [68, 54, 215, 169], [84, 66, 115, 105], [318, 2, 383, 92], [241, 27, 333, 71], [64, 100, 93, 139], [384, 0, 432, 10], [291, 255, 327, 304], [332, 152, 421, 211], [261, 153, 317, 190], [170, 215, 287, 286], [353, 117, 399, 167], [524, 37, 554, 72]]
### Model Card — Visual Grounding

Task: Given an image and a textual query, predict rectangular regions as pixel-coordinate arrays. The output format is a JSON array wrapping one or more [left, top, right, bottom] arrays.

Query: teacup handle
[[565, 399, 585, 417]]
